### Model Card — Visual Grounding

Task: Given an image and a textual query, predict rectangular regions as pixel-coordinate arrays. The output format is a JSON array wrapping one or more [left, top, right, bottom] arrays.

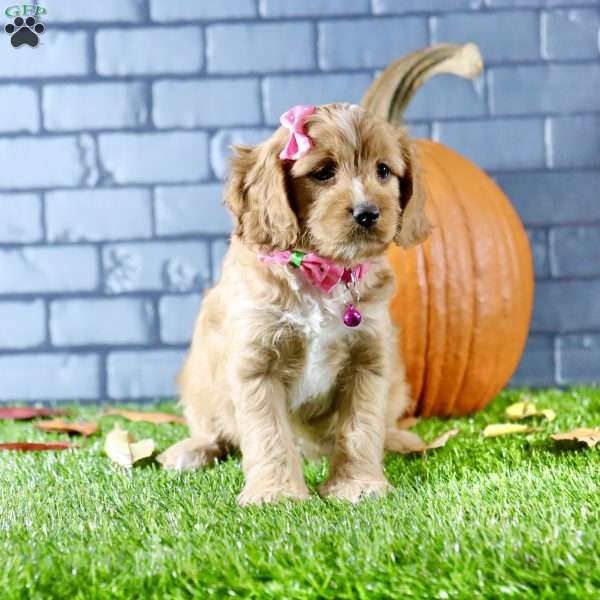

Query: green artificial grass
[[1, 388, 599, 599]]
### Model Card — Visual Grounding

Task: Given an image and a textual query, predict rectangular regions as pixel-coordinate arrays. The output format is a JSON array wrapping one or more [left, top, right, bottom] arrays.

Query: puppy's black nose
[[353, 203, 380, 228]]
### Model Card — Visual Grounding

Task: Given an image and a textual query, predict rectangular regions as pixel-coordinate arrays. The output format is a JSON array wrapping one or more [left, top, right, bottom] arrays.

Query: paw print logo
[[5, 15, 45, 48]]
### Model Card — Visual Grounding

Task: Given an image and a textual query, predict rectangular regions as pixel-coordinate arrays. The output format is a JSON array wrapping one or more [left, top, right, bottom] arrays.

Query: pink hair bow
[[278, 104, 316, 161]]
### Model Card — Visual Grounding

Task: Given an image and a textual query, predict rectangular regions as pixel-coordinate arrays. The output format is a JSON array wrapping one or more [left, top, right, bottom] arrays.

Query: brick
[[159, 294, 202, 344], [46, 189, 152, 242], [0, 301, 45, 350], [263, 73, 372, 125], [549, 116, 600, 169], [50, 298, 154, 347], [558, 335, 600, 385], [0, 86, 38, 133], [496, 171, 600, 226], [435, 119, 545, 171], [433, 11, 540, 62], [261, 0, 368, 17], [0, 136, 88, 189], [375, 0, 480, 12], [0, 354, 99, 401], [527, 228, 550, 278], [153, 79, 261, 128], [102, 241, 210, 293], [510, 334, 556, 387], [98, 132, 209, 184], [0, 193, 42, 243], [211, 238, 230, 282], [155, 184, 231, 236], [0, 31, 88, 78], [0, 247, 98, 294], [550, 227, 600, 278], [490, 65, 600, 116], [531, 280, 600, 333], [43, 83, 147, 131], [207, 23, 314, 74], [210, 128, 272, 179], [319, 18, 427, 70], [405, 75, 485, 120], [41, 0, 144, 22], [150, 0, 256, 21], [107, 349, 185, 399], [487, 0, 599, 6], [96, 27, 203, 76], [542, 9, 600, 60]]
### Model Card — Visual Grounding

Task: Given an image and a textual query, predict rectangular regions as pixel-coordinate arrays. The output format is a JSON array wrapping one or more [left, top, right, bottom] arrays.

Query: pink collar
[[259, 250, 370, 294]]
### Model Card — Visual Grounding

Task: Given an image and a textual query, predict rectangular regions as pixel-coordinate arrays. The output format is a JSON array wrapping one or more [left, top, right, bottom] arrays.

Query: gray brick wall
[[0, 0, 598, 402]]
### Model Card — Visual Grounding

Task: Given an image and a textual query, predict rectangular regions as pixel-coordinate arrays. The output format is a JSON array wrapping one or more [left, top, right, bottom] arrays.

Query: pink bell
[[343, 304, 362, 328]]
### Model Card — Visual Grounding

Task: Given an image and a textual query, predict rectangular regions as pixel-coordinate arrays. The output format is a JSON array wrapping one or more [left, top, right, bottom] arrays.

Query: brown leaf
[[483, 423, 541, 438], [397, 416, 420, 429], [386, 428, 459, 454], [104, 425, 155, 468], [104, 409, 185, 425], [0, 407, 69, 421], [36, 419, 98, 437], [0, 441, 73, 451], [551, 428, 600, 448]]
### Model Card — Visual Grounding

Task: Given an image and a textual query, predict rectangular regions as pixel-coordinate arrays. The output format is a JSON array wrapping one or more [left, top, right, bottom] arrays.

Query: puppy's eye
[[311, 163, 336, 182], [377, 163, 391, 180]]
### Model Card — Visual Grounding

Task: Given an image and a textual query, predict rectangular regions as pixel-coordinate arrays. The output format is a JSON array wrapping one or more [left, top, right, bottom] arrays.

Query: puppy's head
[[225, 103, 430, 263]]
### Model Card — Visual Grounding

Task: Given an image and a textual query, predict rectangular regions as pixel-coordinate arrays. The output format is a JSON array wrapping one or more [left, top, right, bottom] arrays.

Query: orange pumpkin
[[363, 44, 534, 416]]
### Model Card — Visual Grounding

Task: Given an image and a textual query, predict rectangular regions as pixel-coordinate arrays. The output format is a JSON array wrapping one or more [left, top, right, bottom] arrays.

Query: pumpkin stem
[[361, 43, 483, 126]]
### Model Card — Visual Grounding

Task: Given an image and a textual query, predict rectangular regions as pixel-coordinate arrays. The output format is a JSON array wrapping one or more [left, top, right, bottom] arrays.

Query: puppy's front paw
[[238, 481, 310, 506], [319, 477, 392, 502], [157, 437, 219, 471]]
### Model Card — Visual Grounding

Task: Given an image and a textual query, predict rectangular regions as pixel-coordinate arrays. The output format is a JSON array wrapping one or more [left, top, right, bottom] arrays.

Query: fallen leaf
[[505, 400, 556, 422], [104, 409, 185, 425], [397, 416, 420, 429], [36, 419, 98, 437], [386, 428, 459, 454], [551, 428, 600, 448], [0, 407, 69, 421], [483, 423, 541, 438], [104, 425, 155, 468], [0, 441, 73, 451]]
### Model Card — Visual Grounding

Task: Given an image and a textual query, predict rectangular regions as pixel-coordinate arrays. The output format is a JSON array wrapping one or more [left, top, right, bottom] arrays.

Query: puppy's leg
[[157, 433, 223, 471], [233, 368, 309, 506], [158, 351, 234, 471], [320, 339, 391, 502]]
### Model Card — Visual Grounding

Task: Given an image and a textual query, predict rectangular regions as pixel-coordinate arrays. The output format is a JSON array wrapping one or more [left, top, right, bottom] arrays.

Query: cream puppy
[[158, 103, 430, 505]]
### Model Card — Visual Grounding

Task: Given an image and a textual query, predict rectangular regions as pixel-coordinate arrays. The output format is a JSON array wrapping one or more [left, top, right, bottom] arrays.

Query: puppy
[[158, 103, 430, 505]]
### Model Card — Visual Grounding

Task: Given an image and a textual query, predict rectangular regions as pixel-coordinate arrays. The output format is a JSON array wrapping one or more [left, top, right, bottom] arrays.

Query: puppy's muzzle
[[353, 203, 380, 229]]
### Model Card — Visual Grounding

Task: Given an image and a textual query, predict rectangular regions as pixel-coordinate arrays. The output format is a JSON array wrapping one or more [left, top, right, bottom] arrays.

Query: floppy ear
[[394, 136, 431, 248], [224, 133, 299, 249]]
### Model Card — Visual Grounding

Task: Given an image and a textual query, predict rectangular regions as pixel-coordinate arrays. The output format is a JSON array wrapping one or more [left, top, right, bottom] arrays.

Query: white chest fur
[[283, 287, 351, 411]]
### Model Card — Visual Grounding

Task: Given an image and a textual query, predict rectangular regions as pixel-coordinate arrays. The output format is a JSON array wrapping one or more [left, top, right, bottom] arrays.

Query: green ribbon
[[289, 250, 306, 268]]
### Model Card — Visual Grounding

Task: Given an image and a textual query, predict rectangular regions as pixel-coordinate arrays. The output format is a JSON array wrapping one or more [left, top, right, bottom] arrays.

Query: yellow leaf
[[505, 400, 556, 422], [541, 409, 556, 422], [551, 428, 600, 448], [386, 428, 458, 454], [104, 425, 155, 468], [483, 423, 539, 438], [506, 401, 538, 419]]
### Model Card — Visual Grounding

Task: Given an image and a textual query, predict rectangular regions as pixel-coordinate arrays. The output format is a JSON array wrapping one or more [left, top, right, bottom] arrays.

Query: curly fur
[[158, 103, 430, 505]]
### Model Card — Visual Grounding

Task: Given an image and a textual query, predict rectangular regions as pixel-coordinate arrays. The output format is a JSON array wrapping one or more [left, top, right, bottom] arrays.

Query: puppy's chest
[[284, 295, 351, 411]]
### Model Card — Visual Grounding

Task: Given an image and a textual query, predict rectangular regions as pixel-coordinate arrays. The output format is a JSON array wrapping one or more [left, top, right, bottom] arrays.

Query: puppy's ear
[[225, 134, 299, 249], [394, 134, 431, 248]]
